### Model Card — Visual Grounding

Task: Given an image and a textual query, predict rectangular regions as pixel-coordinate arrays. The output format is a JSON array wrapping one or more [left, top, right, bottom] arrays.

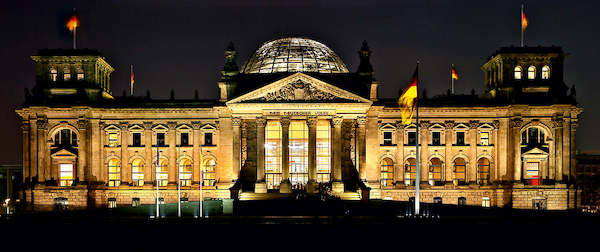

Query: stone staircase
[[239, 192, 294, 201], [338, 191, 361, 201]]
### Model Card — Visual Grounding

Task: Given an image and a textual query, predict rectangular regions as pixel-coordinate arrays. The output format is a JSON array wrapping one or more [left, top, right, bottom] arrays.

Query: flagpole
[[451, 64, 455, 95], [521, 4, 524, 47], [415, 61, 420, 215], [177, 146, 181, 217], [156, 144, 159, 218], [199, 144, 203, 219], [130, 65, 134, 96]]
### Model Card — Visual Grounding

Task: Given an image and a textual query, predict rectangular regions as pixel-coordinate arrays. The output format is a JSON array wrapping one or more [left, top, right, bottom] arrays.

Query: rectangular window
[[456, 132, 465, 145], [316, 120, 331, 183], [157, 133, 166, 147], [180, 132, 189, 146], [204, 132, 213, 146], [482, 197, 491, 207], [108, 198, 117, 209], [432, 132, 441, 146], [132, 133, 142, 147], [407, 132, 416, 145], [132, 198, 141, 207], [108, 133, 118, 147], [64, 73, 71, 81], [383, 131, 393, 145], [77, 73, 84, 80], [480, 132, 490, 146], [59, 163, 74, 186], [525, 162, 540, 185]]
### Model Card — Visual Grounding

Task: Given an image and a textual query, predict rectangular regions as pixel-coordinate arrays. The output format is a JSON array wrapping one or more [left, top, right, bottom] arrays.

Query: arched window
[[429, 158, 443, 185], [53, 129, 78, 147], [50, 68, 58, 82], [514, 66, 522, 80], [454, 158, 467, 185], [404, 158, 417, 185], [108, 159, 121, 187], [522, 127, 546, 146], [63, 67, 71, 81], [157, 159, 168, 186], [477, 158, 490, 185], [380, 158, 394, 187], [202, 158, 216, 186], [541, 66, 550, 79], [179, 158, 192, 186], [527, 66, 536, 79], [131, 159, 144, 186]]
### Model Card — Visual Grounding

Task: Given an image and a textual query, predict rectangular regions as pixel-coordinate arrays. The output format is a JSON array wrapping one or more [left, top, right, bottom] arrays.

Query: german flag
[[451, 65, 459, 80], [399, 66, 418, 125], [67, 14, 79, 32], [522, 9, 528, 31]]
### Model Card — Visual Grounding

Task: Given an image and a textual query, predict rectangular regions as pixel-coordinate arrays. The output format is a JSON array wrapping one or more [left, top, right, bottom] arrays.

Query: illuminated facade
[[17, 39, 582, 210]]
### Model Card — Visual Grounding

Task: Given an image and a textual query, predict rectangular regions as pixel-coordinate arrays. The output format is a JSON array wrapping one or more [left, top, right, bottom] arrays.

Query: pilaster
[[232, 117, 242, 182], [120, 122, 129, 185], [167, 121, 177, 185], [77, 119, 88, 183]]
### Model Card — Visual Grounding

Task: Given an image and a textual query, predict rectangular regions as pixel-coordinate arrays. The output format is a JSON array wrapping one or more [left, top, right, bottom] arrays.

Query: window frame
[[527, 65, 536, 80], [514, 66, 523, 80]]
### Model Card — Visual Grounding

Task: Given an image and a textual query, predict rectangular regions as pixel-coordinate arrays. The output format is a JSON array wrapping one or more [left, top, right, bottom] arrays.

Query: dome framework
[[241, 37, 349, 74]]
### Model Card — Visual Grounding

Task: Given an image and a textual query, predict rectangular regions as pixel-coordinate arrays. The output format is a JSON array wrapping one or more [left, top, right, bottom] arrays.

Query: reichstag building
[[17, 37, 582, 210]]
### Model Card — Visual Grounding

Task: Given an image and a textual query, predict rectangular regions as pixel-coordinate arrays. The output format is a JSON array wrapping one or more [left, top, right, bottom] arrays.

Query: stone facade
[[17, 40, 582, 211]]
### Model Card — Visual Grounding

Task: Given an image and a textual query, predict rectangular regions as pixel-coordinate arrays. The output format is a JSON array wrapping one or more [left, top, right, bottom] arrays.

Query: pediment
[[523, 147, 549, 157], [51, 148, 78, 158], [227, 73, 372, 104]]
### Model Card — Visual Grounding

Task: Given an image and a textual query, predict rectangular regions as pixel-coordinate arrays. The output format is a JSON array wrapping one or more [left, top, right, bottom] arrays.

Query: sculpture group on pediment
[[262, 79, 337, 101]]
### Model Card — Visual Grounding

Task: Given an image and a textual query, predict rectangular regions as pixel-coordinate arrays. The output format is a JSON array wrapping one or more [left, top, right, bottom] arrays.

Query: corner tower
[[481, 46, 569, 103], [29, 49, 114, 104]]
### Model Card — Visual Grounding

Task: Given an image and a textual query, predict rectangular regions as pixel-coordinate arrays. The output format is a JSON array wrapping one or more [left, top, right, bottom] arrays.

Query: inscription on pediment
[[260, 79, 336, 101]]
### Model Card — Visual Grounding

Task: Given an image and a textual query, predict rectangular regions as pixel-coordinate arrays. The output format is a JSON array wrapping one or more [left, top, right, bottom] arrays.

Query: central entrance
[[289, 120, 308, 186]]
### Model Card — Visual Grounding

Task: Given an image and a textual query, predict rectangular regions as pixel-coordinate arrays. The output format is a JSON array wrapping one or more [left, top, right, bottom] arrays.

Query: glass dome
[[241, 37, 349, 74]]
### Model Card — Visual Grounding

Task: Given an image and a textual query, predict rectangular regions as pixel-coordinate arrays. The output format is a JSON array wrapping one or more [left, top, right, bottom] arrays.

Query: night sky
[[1, 0, 599, 163]]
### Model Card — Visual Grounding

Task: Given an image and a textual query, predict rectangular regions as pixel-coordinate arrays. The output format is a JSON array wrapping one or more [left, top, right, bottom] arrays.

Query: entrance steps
[[339, 191, 361, 201], [239, 191, 363, 201]]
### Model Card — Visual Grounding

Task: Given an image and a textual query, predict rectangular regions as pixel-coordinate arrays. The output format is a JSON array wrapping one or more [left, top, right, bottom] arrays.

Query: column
[[232, 117, 242, 182], [192, 121, 201, 185], [30, 119, 38, 183], [444, 121, 454, 183], [168, 121, 177, 185], [511, 118, 523, 182], [77, 120, 88, 183], [419, 121, 430, 185], [37, 118, 48, 182], [570, 120, 578, 183], [306, 117, 318, 193], [357, 117, 367, 181], [255, 117, 267, 193], [22, 122, 30, 183], [143, 122, 153, 184], [120, 122, 130, 185], [492, 120, 500, 182], [279, 116, 291, 193], [468, 120, 478, 184], [93, 121, 104, 182], [553, 119, 563, 182], [563, 117, 570, 181], [395, 121, 404, 186], [331, 116, 344, 193]]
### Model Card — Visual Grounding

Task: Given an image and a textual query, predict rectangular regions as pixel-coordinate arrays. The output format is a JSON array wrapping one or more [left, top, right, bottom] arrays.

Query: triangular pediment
[[227, 73, 372, 104], [523, 147, 549, 157]]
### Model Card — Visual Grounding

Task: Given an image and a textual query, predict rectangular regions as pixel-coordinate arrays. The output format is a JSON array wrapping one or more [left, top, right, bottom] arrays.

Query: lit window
[[432, 132, 441, 146], [108, 198, 117, 209], [404, 158, 416, 185], [429, 158, 443, 185], [380, 158, 394, 187], [482, 197, 491, 207], [157, 159, 168, 186], [289, 121, 308, 186], [108, 132, 118, 147], [541, 66, 550, 79], [514, 66, 522, 80], [316, 120, 331, 183], [108, 159, 121, 187], [454, 158, 467, 185], [527, 66, 536, 79], [59, 163, 74, 186], [480, 132, 490, 146], [477, 158, 490, 185], [132, 198, 141, 207], [50, 68, 57, 82], [76, 69, 84, 80], [132, 159, 144, 186], [456, 132, 465, 145], [203, 158, 216, 186], [265, 120, 282, 189], [63, 68, 71, 81], [179, 158, 192, 186], [525, 162, 540, 185], [383, 131, 393, 145]]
